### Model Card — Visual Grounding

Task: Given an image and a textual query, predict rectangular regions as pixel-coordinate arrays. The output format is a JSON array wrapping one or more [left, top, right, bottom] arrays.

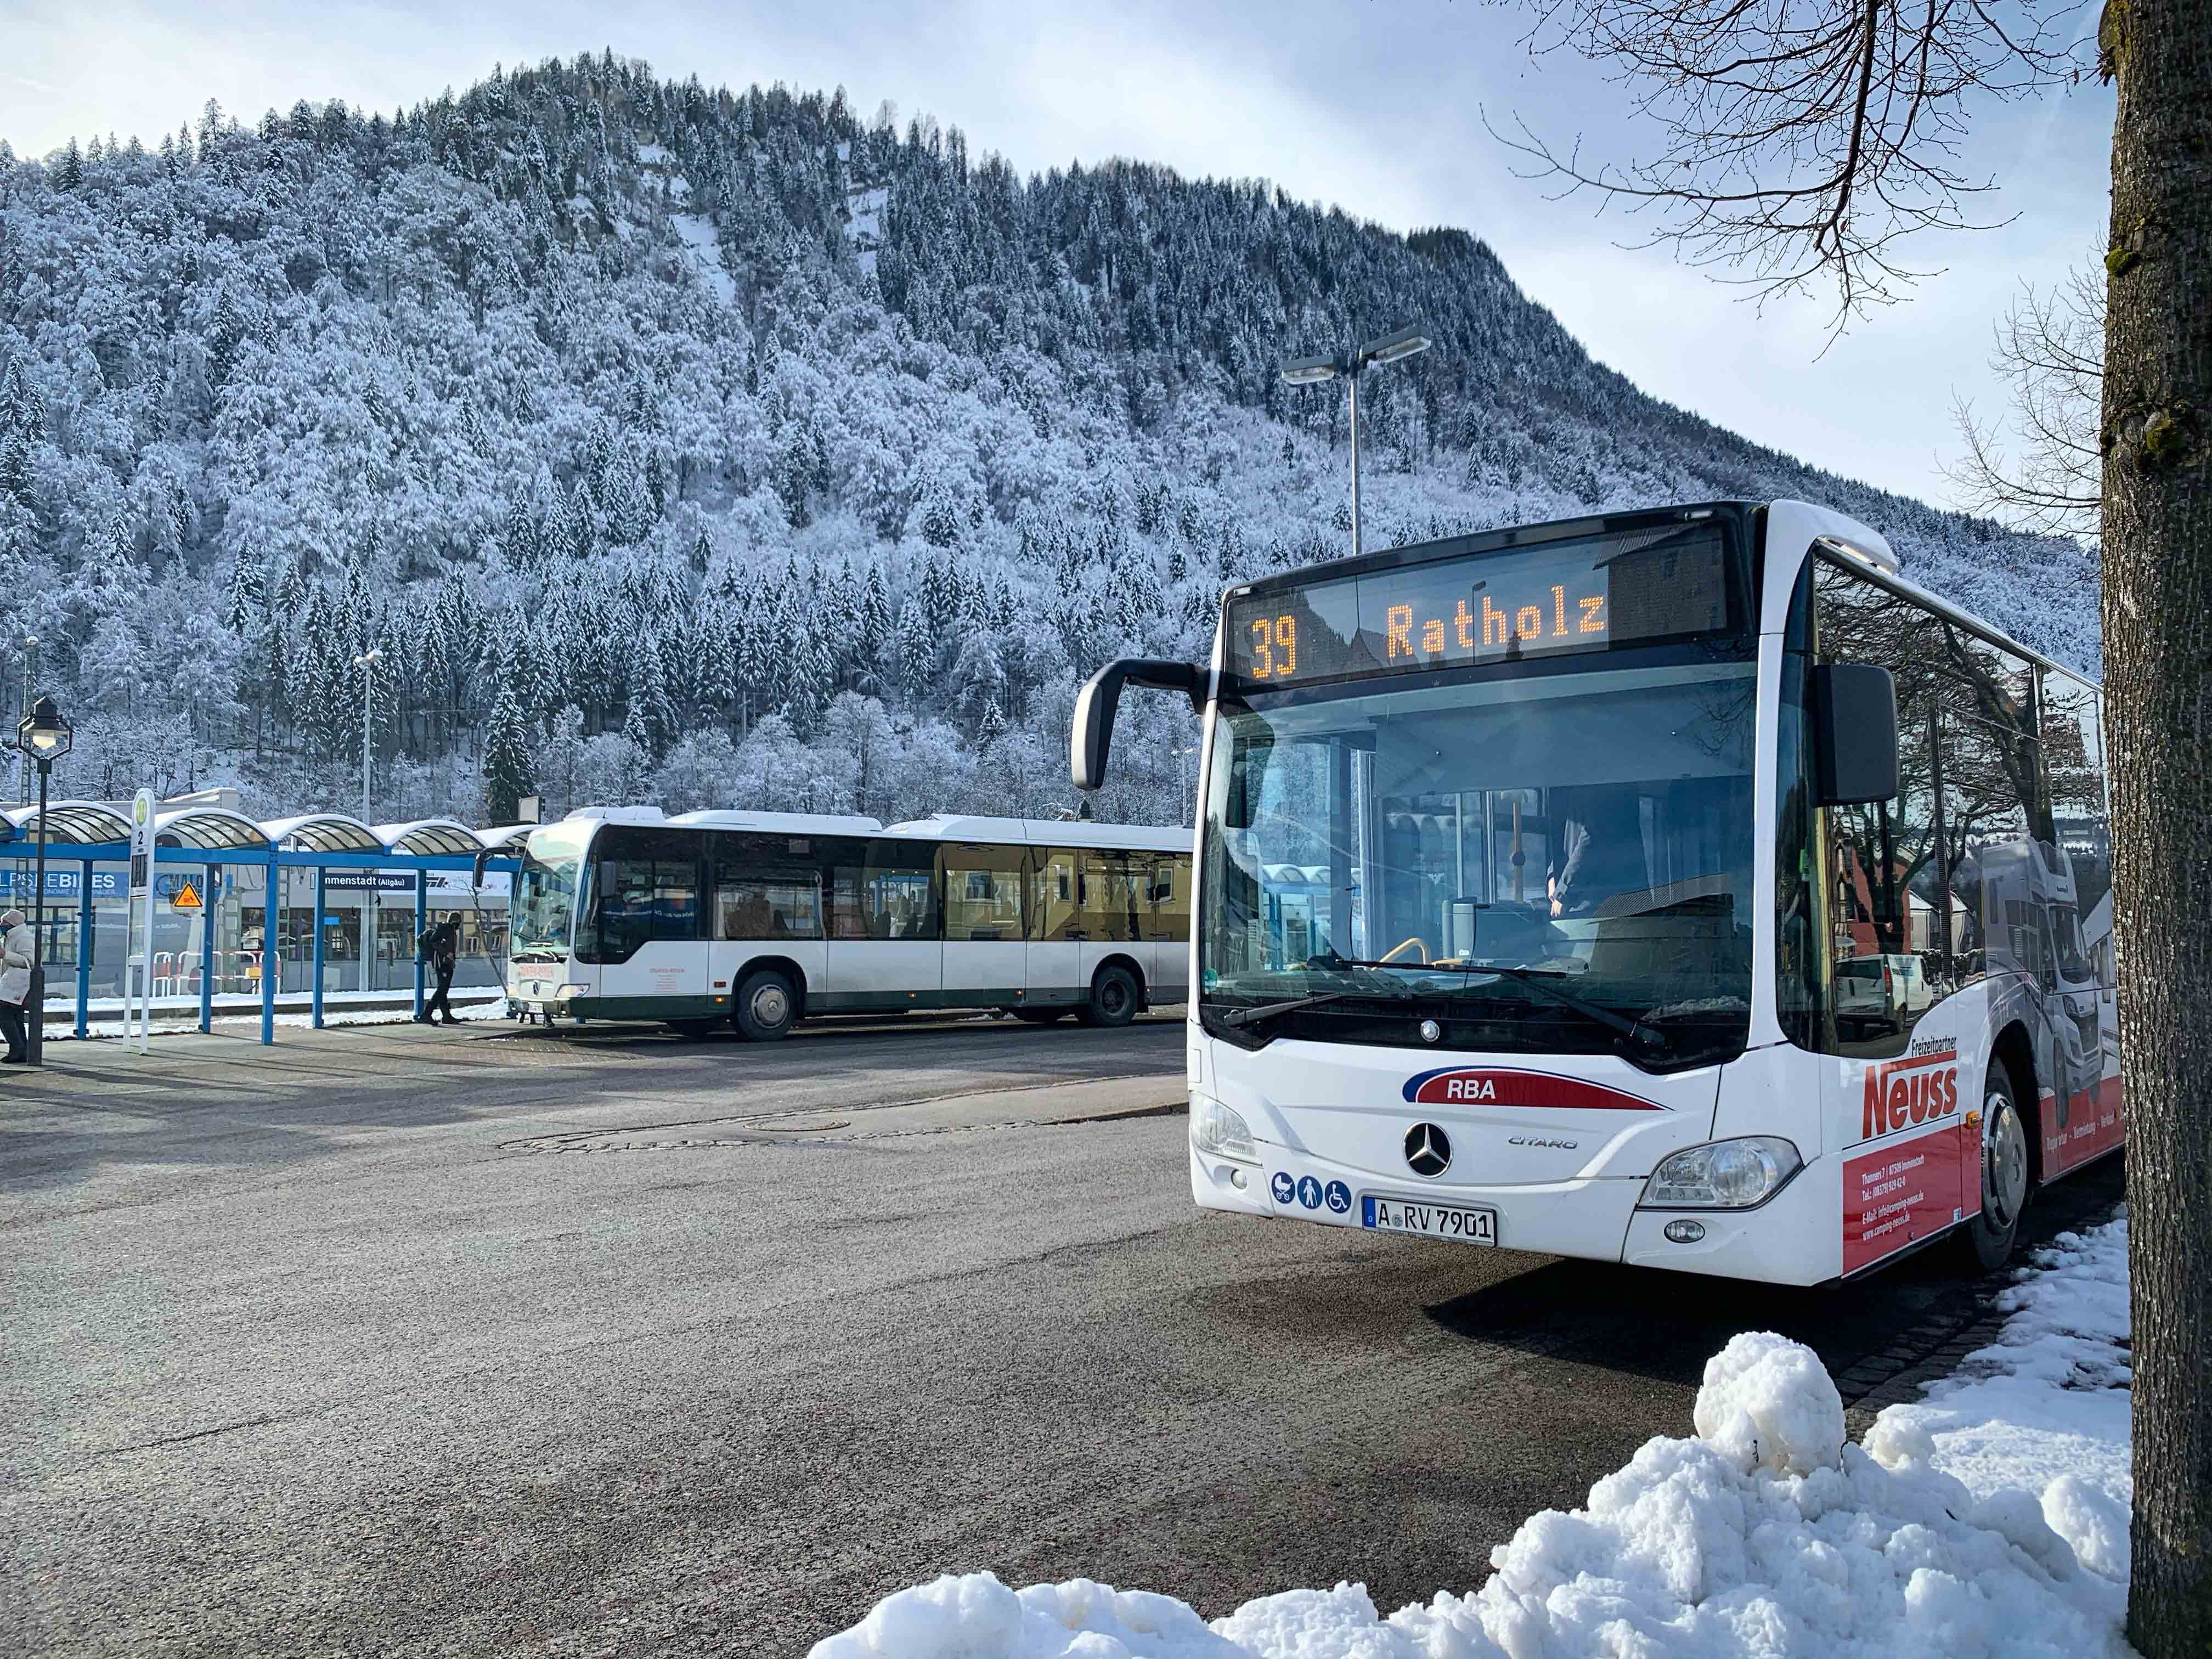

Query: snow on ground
[[672, 213, 737, 306], [1875, 1216, 2132, 1578], [811, 1221, 2135, 1659]]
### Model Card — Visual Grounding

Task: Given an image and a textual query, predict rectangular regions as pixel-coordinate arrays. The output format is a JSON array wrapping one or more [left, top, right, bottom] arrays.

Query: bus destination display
[[1226, 522, 1734, 690]]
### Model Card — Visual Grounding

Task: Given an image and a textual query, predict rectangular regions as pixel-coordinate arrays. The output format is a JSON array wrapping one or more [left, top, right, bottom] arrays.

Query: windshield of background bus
[[1201, 662, 1758, 1043], [512, 823, 590, 957]]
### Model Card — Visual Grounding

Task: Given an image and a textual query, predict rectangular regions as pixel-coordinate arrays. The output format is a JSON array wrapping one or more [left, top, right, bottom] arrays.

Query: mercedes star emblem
[[1404, 1122, 1452, 1177]]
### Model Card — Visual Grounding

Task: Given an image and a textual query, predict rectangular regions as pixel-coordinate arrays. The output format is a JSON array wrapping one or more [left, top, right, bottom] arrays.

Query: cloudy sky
[[3, 0, 2114, 510]]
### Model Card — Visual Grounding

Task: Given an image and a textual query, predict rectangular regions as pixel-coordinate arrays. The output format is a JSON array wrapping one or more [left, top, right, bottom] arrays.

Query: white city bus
[[506, 809, 1191, 1037], [1075, 500, 2119, 1284]]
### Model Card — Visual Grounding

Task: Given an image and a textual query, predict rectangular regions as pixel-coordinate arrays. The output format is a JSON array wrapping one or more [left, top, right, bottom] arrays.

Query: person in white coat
[[0, 907, 32, 1062]]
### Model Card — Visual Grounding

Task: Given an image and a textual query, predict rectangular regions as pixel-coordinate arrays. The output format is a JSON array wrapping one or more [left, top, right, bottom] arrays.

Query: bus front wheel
[[1964, 1063, 2030, 1271], [1081, 964, 1140, 1029], [734, 969, 798, 1041]]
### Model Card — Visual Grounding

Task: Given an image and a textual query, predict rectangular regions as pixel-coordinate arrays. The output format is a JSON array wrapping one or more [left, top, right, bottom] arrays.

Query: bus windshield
[[1200, 658, 1757, 1066], [512, 821, 592, 961]]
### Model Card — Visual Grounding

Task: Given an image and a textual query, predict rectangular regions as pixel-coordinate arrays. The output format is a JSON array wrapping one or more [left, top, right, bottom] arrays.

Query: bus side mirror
[[1071, 658, 1206, 792], [1814, 663, 1899, 805]]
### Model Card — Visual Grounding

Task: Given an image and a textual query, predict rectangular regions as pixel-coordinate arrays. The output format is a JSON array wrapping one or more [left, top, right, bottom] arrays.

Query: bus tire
[[1081, 963, 1140, 1028], [733, 969, 797, 1042], [1013, 1007, 1067, 1024], [1964, 1062, 2030, 1271]]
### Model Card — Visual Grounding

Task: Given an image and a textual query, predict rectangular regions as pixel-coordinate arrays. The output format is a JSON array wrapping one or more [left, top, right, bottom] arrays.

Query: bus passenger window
[[716, 875, 821, 940], [941, 845, 1024, 941]]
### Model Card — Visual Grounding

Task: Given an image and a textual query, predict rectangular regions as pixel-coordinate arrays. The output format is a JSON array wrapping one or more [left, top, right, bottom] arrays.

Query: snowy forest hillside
[[0, 50, 2097, 826]]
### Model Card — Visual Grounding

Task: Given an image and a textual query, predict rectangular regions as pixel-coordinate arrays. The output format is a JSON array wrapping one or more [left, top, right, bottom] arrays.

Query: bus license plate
[[1362, 1195, 1497, 1246]]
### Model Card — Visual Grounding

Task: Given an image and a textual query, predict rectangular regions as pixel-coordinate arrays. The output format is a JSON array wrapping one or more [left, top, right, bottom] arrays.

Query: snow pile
[[812, 1308, 2135, 1659]]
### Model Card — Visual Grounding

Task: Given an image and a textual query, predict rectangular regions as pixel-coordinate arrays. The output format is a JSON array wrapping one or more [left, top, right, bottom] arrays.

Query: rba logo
[[1861, 1049, 1960, 1139], [1402, 1066, 1663, 1111]]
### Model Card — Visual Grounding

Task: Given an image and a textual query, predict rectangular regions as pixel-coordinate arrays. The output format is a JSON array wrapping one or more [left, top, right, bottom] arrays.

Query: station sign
[[0, 868, 125, 899], [129, 789, 155, 895], [320, 870, 511, 899]]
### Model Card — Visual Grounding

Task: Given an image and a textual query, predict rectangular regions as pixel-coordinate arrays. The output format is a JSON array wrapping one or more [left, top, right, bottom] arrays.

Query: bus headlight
[[1192, 1094, 1257, 1164], [556, 984, 587, 1000], [1640, 1137, 1802, 1210]]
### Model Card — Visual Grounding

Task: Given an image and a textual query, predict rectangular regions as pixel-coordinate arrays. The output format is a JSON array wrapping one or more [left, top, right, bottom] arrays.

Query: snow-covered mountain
[[0, 51, 2096, 825]]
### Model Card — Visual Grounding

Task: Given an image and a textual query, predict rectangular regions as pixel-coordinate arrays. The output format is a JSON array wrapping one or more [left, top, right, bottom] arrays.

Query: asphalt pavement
[[1, 1014, 2121, 1657]]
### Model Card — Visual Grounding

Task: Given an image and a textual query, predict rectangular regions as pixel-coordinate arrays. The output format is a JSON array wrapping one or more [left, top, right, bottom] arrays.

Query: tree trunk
[[2101, 0, 2212, 1649]]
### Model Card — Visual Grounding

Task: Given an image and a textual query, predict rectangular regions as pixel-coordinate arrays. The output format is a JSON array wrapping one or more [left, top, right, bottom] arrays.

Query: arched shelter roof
[[377, 819, 483, 856], [262, 812, 386, 854], [2, 800, 133, 845], [154, 808, 273, 851]]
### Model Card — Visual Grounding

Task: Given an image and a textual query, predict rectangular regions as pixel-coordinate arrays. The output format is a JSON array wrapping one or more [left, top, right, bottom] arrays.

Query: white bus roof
[[553, 806, 1187, 850], [668, 808, 889, 835], [881, 814, 1189, 851]]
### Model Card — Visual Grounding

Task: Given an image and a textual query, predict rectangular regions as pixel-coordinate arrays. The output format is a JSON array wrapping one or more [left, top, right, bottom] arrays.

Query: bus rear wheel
[[734, 969, 797, 1041], [1964, 1063, 2031, 1271], [1081, 964, 1140, 1028]]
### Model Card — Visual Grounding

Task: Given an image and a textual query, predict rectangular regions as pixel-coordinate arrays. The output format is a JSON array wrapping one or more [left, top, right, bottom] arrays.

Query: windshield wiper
[[1218, 989, 1410, 1028], [1301, 950, 1444, 972], [1448, 966, 1666, 1053]]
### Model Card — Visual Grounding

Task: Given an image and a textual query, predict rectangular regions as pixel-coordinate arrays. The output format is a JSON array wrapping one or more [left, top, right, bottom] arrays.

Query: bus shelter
[[0, 803, 525, 1045]]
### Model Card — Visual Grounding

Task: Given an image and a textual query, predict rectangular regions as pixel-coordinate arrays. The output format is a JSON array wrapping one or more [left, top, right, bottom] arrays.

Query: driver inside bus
[[1547, 786, 1648, 917]]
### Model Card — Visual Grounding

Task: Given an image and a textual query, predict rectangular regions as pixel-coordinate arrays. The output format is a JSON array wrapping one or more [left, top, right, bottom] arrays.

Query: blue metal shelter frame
[[0, 805, 525, 1045]]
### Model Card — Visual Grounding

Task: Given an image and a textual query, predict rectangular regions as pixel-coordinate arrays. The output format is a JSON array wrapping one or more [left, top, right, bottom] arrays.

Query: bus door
[[1077, 850, 1149, 992], [592, 827, 706, 1004], [939, 843, 1026, 1002], [1148, 853, 1191, 998], [1025, 847, 1083, 1003], [824, 842, 938, 1011]]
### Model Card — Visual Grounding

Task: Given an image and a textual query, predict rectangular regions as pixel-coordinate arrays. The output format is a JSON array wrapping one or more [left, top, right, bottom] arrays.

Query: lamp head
[[1277, 355, 1341, 387], [18, 694, 71, 763], [1358, 325, 1432, 368]]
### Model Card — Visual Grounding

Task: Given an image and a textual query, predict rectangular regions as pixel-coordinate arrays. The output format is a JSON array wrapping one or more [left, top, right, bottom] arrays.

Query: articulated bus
[[1075, 499, 2118, 1284], [506, 809, 1192, 1037]]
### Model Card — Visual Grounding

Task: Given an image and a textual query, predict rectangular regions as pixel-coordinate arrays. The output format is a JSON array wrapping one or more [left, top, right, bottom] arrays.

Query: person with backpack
[[415, 912, 462, 1025]]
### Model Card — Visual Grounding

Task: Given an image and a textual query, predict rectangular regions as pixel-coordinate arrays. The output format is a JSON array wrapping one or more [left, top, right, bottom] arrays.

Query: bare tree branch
[[1942, 257, 2103, 536], [1483, 0, 2092, 329]]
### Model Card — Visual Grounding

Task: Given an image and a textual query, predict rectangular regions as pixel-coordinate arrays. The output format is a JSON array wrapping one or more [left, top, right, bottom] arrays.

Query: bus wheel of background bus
[[1013, 1007, 1067, 1024], [1081, 964, 1139, 1028], [664, 1019, 719, 1040], [733, 969, 797, 1041], [1965, 1065, 2032, 1271]]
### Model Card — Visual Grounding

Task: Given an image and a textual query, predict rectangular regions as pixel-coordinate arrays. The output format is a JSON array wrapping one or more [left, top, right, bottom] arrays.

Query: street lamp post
[[1278, 325, 1434, 558], [16, 634, 36, 803], [351, 650, 383, 822], [14, 694, 73, 1066], [1170, 746, 1200, 825]]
